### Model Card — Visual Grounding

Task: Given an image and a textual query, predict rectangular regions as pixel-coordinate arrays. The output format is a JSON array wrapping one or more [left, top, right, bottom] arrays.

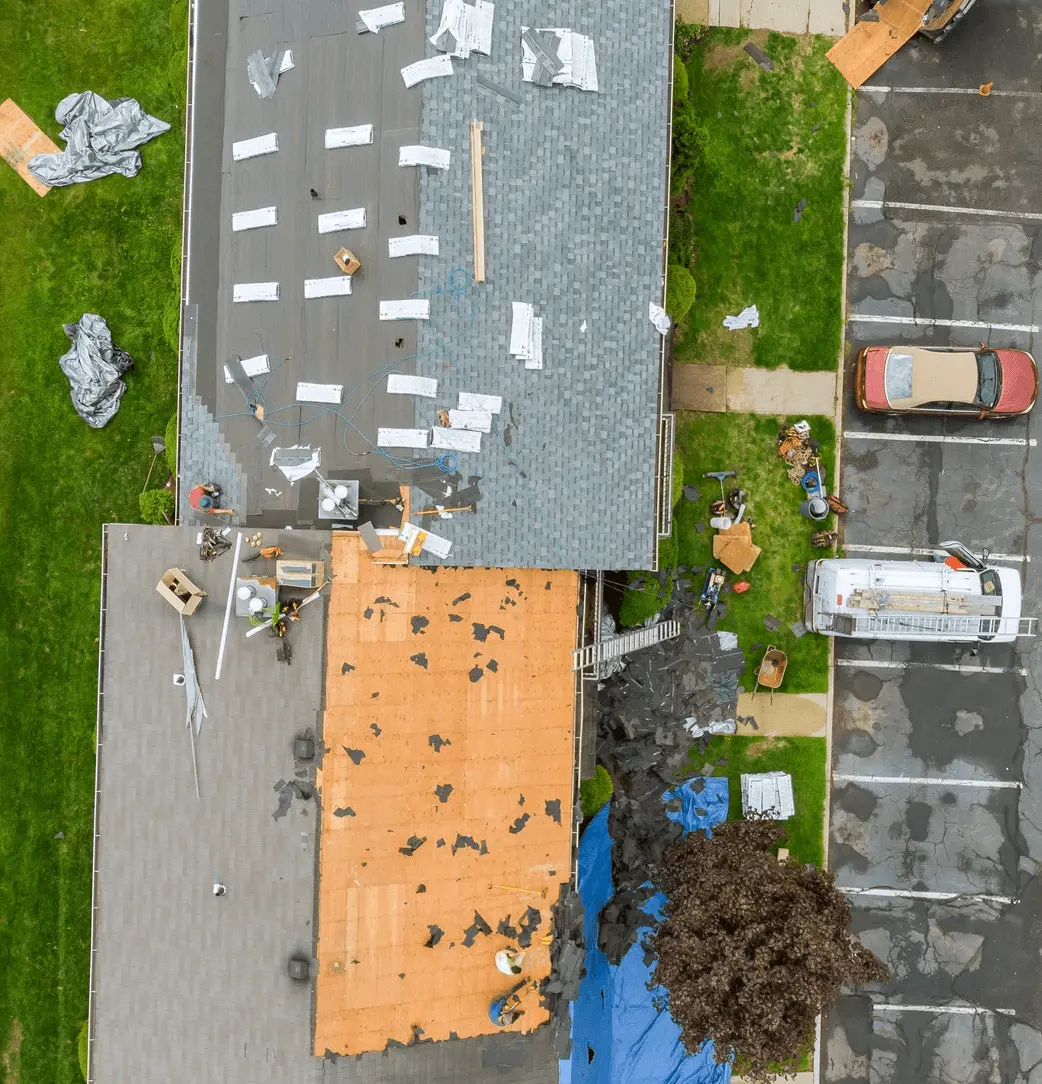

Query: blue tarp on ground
[[561, 781, 732, 1084]]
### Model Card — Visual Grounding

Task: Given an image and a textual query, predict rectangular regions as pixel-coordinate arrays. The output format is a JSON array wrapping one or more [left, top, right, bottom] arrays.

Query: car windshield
[[976, 350, 1002, 409]]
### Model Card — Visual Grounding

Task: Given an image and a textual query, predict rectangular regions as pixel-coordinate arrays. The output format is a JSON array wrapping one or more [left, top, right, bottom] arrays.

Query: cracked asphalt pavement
[[825, 4, 1042, 1081]]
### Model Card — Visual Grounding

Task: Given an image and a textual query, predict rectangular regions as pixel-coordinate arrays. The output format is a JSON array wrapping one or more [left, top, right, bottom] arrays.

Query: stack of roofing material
[[520, 28, 598, 91], [430, 0, 495, 58], [356, 1, 406, 33], [246, 48, 294, 99], [401, 54, 455, 88], [741, 772, 795, 821], [509, 302, 543, 370]]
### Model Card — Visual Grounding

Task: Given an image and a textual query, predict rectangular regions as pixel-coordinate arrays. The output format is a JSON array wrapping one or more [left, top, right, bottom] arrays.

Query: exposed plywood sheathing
[[470, 119, 486, 283], [0, 99, 59, 196], [315, 535, 578, 1055], [826, 0, 932, 88]]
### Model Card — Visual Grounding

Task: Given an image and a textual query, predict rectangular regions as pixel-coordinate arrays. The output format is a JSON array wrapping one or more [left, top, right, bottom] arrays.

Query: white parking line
[[834, 773, 1021, 789], [853, 198, 1042, 223], [842, 543, 1029, 562], [872, 1002, 1016, 1017], [840, 886, 1015, 905], [835, 657, 1028, 676], [862, 85, 1042, 100], [847, 313, 1040, 334], [844, 431, 1036, 448]]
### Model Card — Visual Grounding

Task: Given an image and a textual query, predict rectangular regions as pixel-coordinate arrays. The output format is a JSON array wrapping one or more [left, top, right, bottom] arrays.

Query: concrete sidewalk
[[677, 0, 849, 36], [673, 364, 837, 417]]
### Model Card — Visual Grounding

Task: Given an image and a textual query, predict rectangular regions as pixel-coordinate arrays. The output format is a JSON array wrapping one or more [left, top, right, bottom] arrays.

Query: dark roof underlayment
[[180, 0, 671, 570]]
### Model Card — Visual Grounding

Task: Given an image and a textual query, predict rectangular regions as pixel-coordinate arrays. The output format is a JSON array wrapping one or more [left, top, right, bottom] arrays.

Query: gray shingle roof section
[[412, 0, 671, 569]]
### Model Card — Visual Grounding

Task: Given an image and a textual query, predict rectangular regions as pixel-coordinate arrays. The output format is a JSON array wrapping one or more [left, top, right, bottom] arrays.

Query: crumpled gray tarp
[[28, 91, 170, 187], [58, 314, 134, 428]]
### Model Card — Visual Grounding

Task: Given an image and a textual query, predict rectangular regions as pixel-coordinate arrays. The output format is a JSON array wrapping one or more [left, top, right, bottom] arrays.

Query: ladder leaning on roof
[[571, 619, 682, 671]]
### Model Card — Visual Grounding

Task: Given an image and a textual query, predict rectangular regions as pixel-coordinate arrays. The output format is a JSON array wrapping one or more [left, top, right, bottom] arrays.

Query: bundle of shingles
[[509, 302, 543, 370], [520, 27, 598, 90], [430, 0, 494, 58], [246, 48, 294, 99], [594, 585, 749, 963]]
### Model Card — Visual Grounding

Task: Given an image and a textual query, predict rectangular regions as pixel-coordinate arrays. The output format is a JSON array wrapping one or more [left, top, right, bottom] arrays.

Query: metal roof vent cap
[[287, 955, 311, 982]]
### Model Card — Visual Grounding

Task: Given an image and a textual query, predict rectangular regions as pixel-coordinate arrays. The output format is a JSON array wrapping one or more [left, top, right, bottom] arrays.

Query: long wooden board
[[826, 0, 933, 89], [470, 119, 486, 283], [0, 99, 59, 197]]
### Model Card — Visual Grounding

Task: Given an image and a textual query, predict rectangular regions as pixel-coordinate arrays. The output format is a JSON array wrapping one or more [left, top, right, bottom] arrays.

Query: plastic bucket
[[800, 496, 829, 521]]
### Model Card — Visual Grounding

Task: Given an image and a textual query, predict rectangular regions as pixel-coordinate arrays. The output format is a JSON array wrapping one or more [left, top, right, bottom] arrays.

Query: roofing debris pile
[[596, 598, 752, 963], [539, 884, 585, 1057], [520, 27, 599, 90], [246, 48, 294, 99], [28, 91, 169, 186]]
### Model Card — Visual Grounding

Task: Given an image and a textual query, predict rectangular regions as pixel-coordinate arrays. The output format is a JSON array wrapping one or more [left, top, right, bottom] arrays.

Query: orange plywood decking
[[0, 99, 59, 196], [315, 535, 578, 1055]]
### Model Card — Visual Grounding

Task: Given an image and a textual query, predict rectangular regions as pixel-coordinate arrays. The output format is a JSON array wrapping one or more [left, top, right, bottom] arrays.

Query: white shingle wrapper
[[358, 2, 405, 32], [399, 521, 453, 559], [232, 206, 278, 231], [380, 300, 430, 320], [431, 427, 482, 451], [378, 427, 431, 448], [223, 355, 270, 383], [649, 301, 671, 336], [304, 276, 352, 299], [387, 374, 438, 397], [458, 392, 502, 413], [317, 208, 366, 233], [509, 302, 533, 355], [279, 51, 295, 72], [296, 382, 344, 403], [401, 54, 455, 88], [388, 235, 440, 257], [447, 409, 492, 432], [324, 125, 374, 149], [398, 145, 451, 169], [525, 317, 544, 370], [233, 282, 279, 302], [232, 133, 279, 160], [430, 0, 494, 59]]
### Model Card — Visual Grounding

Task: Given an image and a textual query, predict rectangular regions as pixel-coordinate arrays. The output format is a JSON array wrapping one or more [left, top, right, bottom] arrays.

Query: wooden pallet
[[0, 99, 59, 197]]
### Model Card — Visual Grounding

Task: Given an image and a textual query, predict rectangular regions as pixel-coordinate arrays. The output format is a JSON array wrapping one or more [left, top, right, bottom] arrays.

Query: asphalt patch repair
[[315, 535, 578, 1054]]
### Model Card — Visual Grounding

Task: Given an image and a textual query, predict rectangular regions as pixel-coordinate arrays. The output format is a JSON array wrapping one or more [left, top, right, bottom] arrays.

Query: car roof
[[887, 347, 979, 408]]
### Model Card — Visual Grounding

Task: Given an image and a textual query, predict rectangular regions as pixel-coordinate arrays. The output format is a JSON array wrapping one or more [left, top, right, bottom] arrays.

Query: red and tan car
[[855, 345, 1038, 418]]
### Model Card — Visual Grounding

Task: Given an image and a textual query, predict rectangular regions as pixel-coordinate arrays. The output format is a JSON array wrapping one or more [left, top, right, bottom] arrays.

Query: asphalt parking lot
[[824, 4, 1042, 1082]]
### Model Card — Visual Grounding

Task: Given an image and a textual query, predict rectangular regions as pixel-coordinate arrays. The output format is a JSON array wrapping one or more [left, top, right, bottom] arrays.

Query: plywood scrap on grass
[[0, 99, 59, 196]]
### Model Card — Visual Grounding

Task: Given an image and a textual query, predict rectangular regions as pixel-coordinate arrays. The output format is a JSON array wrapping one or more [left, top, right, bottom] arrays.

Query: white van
[[806, 543, 1034, 643]]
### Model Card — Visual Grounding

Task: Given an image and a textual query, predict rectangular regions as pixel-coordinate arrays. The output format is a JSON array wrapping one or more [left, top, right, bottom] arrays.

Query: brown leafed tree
[[649, 819, 887, 1082]]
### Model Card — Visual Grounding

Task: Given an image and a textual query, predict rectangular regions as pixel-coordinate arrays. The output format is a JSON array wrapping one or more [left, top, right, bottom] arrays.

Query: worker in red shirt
[[188, 482, 222, 512]]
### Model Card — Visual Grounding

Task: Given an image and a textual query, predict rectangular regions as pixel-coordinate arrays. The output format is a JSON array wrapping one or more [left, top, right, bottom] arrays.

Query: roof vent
[[294, 737, 315, 761], [287, 955, 311, 982]]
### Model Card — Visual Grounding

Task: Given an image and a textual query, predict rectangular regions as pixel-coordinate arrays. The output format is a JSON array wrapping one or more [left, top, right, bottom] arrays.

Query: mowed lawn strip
[[673, 28, 848, 372], [0, 2, 186, 1080]]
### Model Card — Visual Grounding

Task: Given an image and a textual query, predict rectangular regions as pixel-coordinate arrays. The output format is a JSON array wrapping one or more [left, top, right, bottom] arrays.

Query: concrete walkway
[[677, 0, 849, 36], [673, 364, 837, 417], [738, 691, 827, 738]]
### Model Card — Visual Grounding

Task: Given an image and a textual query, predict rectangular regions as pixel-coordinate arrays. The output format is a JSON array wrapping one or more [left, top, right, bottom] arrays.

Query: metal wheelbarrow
[[753, 645, 787, 702]]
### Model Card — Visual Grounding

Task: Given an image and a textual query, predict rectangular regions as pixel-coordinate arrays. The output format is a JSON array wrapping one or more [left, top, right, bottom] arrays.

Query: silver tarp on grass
[[28, 91, 170, 187], [57, 313, 134, 428]]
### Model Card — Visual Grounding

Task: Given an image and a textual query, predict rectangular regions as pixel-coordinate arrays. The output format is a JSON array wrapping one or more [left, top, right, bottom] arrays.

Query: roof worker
[[495, 948, 526, 976], [189, 482, 223, 513], [489, 979, 531, 1027]]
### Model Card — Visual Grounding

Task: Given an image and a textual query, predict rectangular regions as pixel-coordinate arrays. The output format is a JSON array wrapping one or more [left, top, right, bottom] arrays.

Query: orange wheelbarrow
[[753, 645, 787, 702]]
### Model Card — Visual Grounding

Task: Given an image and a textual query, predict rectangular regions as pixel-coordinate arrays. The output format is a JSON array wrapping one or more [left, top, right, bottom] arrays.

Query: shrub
[[666, 264, 696, 323], [672, 55, 689, 104], [670, 103, 709, 197], [164, 413, 178, 476], [674, 21, 707, 62], [668, 206, 696, 270], [672, 450, 685, 507], [139, 488, 174, 525], [162, 292, 182, 355], [580, 765, 614, 818]]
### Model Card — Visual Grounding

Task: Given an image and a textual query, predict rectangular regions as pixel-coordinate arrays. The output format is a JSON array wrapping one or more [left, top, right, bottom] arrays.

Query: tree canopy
[[650, 819, 887, 1082]]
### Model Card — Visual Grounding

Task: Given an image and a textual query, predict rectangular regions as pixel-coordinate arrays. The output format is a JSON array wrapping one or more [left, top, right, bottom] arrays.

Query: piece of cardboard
[[0, 98, 59, 197], [713, 522, 762, 574], [826, 0, 932, 89]]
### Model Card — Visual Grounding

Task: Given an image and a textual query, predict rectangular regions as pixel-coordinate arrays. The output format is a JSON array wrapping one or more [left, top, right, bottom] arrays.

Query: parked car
[[864, 0, 979, 43], [854, 344, 1038, 417]]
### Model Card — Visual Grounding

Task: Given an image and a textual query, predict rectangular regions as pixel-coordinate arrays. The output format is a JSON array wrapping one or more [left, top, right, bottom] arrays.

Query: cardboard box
[[156, 568, 207, 615]]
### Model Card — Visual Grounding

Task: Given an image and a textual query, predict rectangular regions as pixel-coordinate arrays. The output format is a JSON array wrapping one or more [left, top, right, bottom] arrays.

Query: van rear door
[[940, 540, 987, 571]]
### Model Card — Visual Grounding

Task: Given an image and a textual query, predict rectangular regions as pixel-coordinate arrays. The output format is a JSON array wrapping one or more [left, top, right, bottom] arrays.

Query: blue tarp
[[561, 781, 732, 1084]]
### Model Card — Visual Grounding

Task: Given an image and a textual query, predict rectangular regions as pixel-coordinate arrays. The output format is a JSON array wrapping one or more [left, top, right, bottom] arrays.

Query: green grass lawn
[[622, 412, 834, 693], [688, 735, 827, 866], [0, 3, 186, 1080], [671, 27, 848, 372]]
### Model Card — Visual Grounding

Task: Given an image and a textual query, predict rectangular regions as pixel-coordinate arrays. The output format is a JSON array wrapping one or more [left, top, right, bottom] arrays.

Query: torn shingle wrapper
[[521, 28, 598, 91], [398, 145, 451, 169], [430, 0, 494, 59], [649, 301, 671, 336], [401, 54, 455, 89]]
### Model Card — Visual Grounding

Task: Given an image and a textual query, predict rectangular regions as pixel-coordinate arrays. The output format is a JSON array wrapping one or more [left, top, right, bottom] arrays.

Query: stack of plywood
[[0, 99, 59, 196], [712, 522, 761, 575]]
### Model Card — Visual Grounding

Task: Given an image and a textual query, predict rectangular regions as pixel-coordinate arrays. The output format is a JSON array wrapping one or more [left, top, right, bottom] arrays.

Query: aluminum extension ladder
[[854, 614, 1037, 637], [571, 619, 681, 671]]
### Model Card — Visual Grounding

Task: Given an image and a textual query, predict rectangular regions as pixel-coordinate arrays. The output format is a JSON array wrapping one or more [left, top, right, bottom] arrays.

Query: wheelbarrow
[[753, 645, 787, 702]]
